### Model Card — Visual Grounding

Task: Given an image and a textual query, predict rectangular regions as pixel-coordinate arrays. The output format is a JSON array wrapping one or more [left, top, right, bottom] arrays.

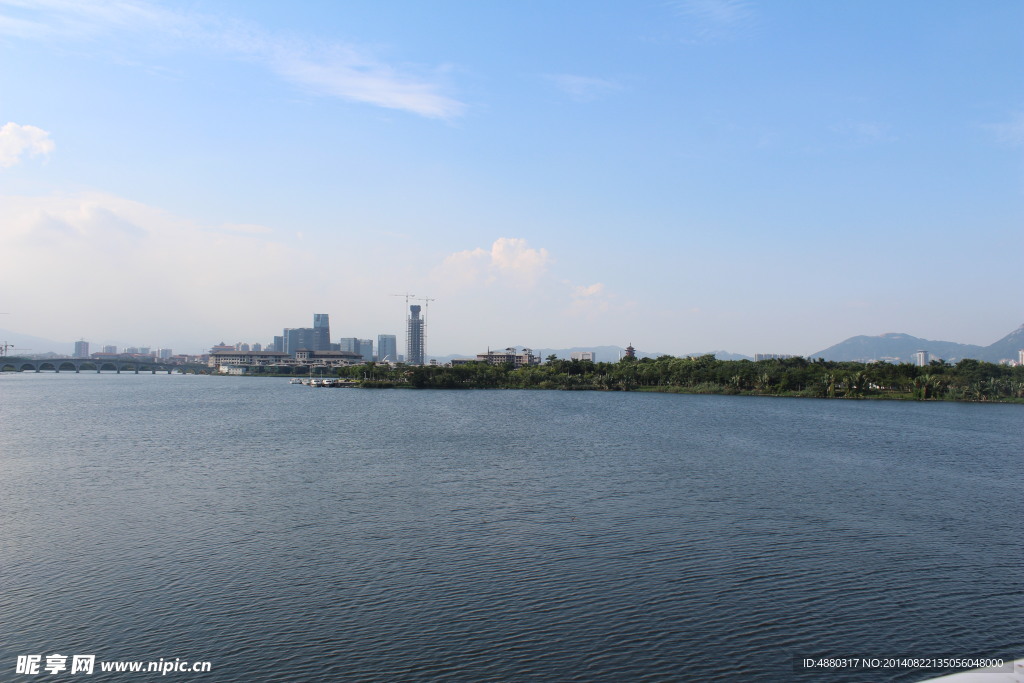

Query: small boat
[[289, 378, 303, 384], [310, 378, 323, 387]]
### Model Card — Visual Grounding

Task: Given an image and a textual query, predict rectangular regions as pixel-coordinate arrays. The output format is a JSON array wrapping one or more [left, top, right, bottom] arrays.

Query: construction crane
[[1, 341, 30, 356], [389, 293, 416, 306]]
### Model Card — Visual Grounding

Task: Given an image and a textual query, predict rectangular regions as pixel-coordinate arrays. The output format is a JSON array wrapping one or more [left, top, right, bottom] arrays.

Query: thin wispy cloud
[[830, 120, 896, 144], [668, 0, 756, 43], [545, 74, 621, 102], [0, 0, 178, 39], [0, 122, 55, 167], [0, 0, 464, 119], [986, 112, 1024, 147], [272, 47, 464, 119]]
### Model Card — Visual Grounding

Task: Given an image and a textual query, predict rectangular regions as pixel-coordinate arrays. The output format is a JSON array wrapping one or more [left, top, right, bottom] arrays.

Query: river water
[[1, 373, 1020, 681]]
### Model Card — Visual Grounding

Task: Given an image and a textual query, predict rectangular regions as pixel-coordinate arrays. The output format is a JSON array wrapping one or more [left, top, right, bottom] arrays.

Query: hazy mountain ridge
[[0, 329, 74, 357], [811, 325, 1024, 363]]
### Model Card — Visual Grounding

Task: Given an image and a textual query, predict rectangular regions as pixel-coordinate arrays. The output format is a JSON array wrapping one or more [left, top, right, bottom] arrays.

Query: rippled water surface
[[1, 373, 1021, 681]]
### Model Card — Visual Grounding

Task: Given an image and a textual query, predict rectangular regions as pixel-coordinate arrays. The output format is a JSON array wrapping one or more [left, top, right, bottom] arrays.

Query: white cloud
[[272, 48, 463, 119], [0, 122, 55, 167], [545, 74, 621, 102], [829, 120, 896, 144], [0, 0, 464, 119], [987, 112, 1024, 147], [669, 0, 755, 43], [0, 191, 323, 349], [436, 237, 552, 288], [568, 282, 614, 319]]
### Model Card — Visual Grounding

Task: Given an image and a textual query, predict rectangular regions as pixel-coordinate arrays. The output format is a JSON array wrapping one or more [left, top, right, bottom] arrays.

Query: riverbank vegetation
[[337, 355, 1024, 402]]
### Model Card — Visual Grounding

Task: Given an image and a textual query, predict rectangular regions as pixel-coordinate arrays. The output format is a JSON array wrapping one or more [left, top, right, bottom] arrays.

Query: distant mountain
[[811, 324, 1024, 364], [0, 329, 73, 357], [979, 324, 1024, 363]]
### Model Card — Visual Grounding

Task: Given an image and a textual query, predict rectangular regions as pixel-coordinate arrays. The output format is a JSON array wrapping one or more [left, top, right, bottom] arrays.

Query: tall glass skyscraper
[[312, 313, 331, 351], [377, 334, 397, 363]]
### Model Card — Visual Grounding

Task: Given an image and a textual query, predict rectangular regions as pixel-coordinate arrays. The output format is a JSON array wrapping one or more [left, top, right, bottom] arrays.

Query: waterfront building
[[208, 350, 290, 370], [754, 353, 794, 361], [377, 334, 397, 363], [407, 305, 425, 365], [74, 340, 90, 358], [294, 349, 362, 365], [284, 328, 315, 356], [475, 347, 540, 368], [313, 314, 331, 351]]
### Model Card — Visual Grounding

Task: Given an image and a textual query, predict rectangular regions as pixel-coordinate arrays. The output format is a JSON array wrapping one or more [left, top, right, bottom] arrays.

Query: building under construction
[[407, 304, 424, 365]]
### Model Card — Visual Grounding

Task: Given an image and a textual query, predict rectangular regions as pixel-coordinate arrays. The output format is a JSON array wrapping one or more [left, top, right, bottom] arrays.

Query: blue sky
[[1, 0, 1021, 356]]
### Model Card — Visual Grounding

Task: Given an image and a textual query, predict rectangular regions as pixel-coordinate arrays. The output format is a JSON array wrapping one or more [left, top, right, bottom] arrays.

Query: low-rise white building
[[475, 347, 540, 368]]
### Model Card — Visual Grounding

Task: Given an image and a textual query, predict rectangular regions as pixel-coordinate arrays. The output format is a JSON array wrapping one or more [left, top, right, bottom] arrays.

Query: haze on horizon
[[1, 0, 1021, 357]]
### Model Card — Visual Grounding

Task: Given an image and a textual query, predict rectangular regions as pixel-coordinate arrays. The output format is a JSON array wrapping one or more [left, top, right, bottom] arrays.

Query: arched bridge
[[0, 357, 210, 374]]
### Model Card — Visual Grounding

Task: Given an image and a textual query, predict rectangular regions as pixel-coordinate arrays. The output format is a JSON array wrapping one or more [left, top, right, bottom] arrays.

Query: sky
[[1, 0, 1021, 357]]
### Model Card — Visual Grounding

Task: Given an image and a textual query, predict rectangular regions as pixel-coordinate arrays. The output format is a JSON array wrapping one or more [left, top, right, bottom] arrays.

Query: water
[[1, 373, 1021, 681]]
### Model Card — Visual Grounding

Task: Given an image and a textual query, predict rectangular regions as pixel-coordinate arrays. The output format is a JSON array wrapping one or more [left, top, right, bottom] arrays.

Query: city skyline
[[1, 1, 1021, 356]]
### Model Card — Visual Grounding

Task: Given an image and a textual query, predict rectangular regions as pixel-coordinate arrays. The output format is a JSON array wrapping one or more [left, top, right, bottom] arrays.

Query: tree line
[[337, 355, 1024, 402]]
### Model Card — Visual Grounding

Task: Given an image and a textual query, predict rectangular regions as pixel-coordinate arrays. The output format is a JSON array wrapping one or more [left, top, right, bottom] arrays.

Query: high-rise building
[[102, 345, 117, 354], [339, 338, 359, 354], [913, 350, 930, 366], [74, 340, 89, 358], [407, 305, 424, 365], [272, 336, 284, 353], [284, 328, 315, 356], [357, 339, 373, 362], [377, 334, 397, 363], [313, 314, 331, 351]]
